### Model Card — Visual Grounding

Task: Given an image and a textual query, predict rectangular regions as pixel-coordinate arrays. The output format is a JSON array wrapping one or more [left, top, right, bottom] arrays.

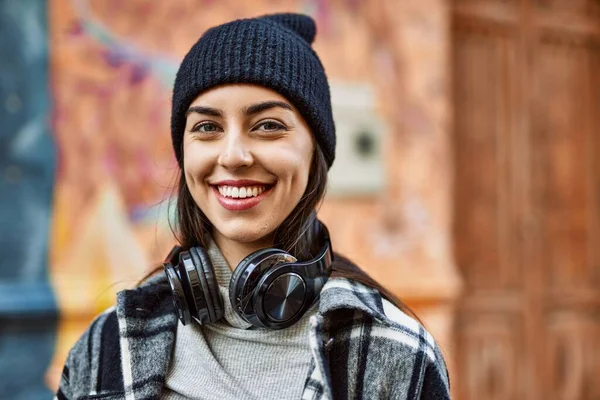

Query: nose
[[217, 132, 253, 170]]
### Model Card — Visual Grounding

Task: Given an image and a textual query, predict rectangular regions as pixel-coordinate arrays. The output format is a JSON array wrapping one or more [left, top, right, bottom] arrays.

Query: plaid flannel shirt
[[55, 275, 450, 400]]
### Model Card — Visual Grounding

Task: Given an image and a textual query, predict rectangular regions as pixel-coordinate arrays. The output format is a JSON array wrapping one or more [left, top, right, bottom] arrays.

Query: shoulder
[[378, 296, 450, 387], [370, 297, 450, 399], [59, 307, 120, 398], [323, 278, 446, 359], [322, 278, 450, 397], [379, 296, 440, 361], [59, 279, 176, 399], [66, 307, 119, 365]]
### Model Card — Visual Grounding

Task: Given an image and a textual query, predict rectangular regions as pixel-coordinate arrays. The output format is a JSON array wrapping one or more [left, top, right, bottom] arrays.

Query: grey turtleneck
[[162, 239, 315, 400]]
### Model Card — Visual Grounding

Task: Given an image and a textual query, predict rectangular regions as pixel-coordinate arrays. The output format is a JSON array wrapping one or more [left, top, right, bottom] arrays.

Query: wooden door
[[452, 1, 600, 399]]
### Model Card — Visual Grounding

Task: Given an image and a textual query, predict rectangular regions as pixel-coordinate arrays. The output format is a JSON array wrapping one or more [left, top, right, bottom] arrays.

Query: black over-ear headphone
[[163, 221, 333, 330]]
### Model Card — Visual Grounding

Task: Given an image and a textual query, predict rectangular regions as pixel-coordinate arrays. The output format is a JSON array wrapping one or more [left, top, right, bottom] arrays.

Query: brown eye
[[254, 120, 286, 132], [191, 122, 221, 133]]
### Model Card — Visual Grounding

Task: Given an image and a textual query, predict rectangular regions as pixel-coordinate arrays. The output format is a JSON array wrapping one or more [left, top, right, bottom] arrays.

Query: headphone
[[163, 221, 333, 330]]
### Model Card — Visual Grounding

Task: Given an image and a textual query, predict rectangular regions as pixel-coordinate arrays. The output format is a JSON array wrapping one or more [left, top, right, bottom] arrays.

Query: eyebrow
[[243, 100, 293, 115], [185, 100, 292, 119], [185, 106, 223, 118]]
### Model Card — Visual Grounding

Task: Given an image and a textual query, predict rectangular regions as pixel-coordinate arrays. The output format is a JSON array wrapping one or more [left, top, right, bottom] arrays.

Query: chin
[[212, 217, 276, 245]]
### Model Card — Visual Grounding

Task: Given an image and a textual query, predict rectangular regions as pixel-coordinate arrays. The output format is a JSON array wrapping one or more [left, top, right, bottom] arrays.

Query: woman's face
[[183, 84, 314, 245]]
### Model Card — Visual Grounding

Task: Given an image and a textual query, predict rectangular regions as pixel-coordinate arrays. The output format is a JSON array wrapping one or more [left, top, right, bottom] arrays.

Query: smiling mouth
[[214, 184, 274, 199], [211, 183, 275, 211]]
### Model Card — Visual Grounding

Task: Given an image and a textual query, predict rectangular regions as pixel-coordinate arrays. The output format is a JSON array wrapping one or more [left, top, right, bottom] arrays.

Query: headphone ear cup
[[229, 248, 297, 325], [188, 247, 224, 322], [230, 248, 281, 295], [164, 260, 192, 325]]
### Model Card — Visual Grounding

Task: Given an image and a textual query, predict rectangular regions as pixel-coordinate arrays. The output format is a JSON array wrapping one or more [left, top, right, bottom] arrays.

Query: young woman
[[56, 13, 450, 400]]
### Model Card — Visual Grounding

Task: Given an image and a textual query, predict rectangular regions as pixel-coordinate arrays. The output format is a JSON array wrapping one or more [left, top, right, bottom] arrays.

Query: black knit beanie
[[171, 13, 336, 168]]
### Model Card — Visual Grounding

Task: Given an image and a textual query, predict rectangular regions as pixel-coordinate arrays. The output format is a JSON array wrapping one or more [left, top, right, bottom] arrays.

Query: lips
[[211, 181, 275, 211]]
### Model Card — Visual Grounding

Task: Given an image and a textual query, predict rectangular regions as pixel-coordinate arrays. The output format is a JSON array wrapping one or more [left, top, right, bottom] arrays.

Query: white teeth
[[216, 185, 268, 199]]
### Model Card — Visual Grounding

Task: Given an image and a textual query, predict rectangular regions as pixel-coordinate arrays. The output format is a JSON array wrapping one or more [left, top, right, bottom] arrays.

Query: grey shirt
[[162, 240, 315, 400]]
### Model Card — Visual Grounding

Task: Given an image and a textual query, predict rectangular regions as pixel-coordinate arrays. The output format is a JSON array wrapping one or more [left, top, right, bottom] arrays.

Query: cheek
[[260, 145, 312, 190], [183, 141, 212, 187]]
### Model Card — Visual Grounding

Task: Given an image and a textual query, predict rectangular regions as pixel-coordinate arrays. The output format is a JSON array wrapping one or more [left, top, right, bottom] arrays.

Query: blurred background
[[1, 0, 599, 399]]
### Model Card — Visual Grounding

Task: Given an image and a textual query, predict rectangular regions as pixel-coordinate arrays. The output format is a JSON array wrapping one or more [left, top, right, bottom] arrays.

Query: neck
[[212, 230, 275, 270]]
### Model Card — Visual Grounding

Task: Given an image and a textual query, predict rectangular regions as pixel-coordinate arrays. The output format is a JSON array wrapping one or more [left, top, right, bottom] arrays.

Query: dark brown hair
[[144, 144, 419, 321]]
